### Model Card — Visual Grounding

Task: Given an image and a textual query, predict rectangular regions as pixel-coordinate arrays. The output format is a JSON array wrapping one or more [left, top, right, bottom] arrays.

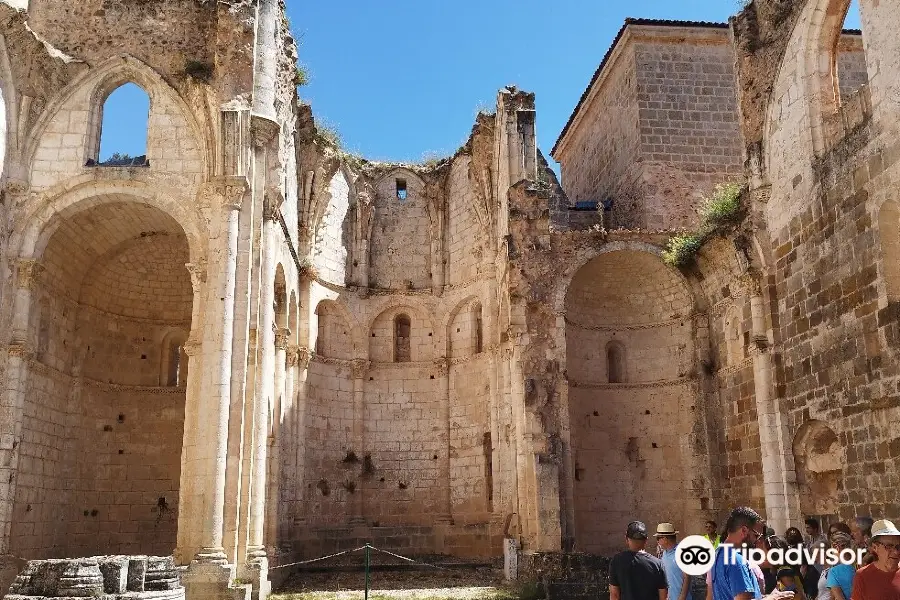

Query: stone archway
[[565, 249, 698, 554], [10, 199, 193, 559]]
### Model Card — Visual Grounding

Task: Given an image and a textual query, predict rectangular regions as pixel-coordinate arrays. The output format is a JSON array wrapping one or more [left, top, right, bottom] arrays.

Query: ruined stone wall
[[27, 0, 217, 75], [837, 34, 867, 101], [302, 360, 355, 525], [30, 77, 203, 191], [369, 173, 431, 290], [557, 43, 641, 229], [311, 171, 350, 286], [446, 157, 484, 286], [633, 29, 744, 229]]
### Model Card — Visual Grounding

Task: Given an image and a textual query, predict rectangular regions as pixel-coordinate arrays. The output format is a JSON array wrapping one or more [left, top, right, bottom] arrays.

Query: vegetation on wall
[[663, 182, 746, 268]]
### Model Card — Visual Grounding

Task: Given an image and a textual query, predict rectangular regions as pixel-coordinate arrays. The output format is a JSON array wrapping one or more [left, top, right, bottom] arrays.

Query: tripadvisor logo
[[674, 535, 865, 576]]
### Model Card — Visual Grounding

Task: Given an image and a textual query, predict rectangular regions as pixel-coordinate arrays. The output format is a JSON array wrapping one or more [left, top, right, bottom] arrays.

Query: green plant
[[294, 65, 309, 87], [700, 183, 745, 228], [662, 232, 707, 268], [315, 123, 342, 150], [299, 258, 319, 281], [515, 581, 546, 600]]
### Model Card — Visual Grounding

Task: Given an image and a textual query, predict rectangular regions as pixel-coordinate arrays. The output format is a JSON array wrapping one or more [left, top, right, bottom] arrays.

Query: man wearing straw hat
[[656, 522, 690, 600], [850, 518, 900, 599]]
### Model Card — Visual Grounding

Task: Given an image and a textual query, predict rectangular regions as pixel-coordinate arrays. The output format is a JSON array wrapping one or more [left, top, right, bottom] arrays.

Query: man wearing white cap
[[850, 518, 900, 599]]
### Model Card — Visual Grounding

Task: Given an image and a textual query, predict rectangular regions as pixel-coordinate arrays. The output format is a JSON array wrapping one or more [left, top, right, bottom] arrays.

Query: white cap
[[871, 519, 900, 539]]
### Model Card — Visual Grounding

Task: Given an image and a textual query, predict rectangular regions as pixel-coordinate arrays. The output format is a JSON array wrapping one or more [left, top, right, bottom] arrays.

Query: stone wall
[[369, 172, 431, 291], [312, 171, 350, 287]]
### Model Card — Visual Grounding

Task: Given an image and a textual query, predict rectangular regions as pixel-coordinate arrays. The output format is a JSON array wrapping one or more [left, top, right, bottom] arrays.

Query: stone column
[[292, 347, 311, 529], [265, 326, 289, 552], [280, 345, 299, 542], [173, 261, 206, 563], [749, 285, 801, 533], [349, 359, 369, 523], [246, 189, 282, 565], [435, 358, 453, 521], [0, 259, 42, 552], [487, 349, 500, 513], [191, 178, 247, 564]]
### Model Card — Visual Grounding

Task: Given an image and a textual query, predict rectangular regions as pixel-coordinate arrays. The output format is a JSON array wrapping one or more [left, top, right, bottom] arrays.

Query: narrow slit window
[[396, 179, 408, 201], [95, 83, 150, 167], [168, 343, 186, 387], [607, 341, 625, 384], [473, 303, 483, 354], [394, 314, 411, 362]]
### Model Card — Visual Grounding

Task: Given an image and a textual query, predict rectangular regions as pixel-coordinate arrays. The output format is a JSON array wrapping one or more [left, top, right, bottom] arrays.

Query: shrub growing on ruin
[[700, 183, 745, 228], [663, 232, 707, 268]]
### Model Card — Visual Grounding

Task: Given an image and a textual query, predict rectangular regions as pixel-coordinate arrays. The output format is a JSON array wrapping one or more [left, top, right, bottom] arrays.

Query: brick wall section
[[634, 33, 744, 229], [370, 173, 431, 290], [302, 361, 355, 526], [446, 157, 482, 286], [838, 35, 868, 101], [28, 0, 216, 74], [558, 45, 641, 229]]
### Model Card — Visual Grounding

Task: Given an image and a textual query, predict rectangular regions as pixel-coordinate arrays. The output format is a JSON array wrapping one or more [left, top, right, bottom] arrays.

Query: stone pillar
[[246, 190, 282, 567], [280, 344, 299, 542], [349, 359, 369, 523], [292, 347, 311, 529], [435, 358, 453, 520], [0, 259, 42, 552], [487, 349, 500, 513], [749, 287, 801, 533], [174, 262, 206, 564], [190, 178, 247, 564], [265, 326, 289, 552]]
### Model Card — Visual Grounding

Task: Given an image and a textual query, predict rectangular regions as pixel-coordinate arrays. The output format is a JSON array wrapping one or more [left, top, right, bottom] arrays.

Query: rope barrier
[[367, 545, 449, 571], [268, 545, 369, 570]]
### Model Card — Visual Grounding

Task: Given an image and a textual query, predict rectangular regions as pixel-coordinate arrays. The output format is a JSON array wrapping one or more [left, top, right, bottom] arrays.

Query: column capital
[[297, 346, 312, 369], [250, 114, 280, 148], [248, 327, 258, 354], [16, 259, 44, 290], [200, 177, 249, 212], [5, 341, 34, 359], [351, 358, 371, 380], [275, 327, 291, 350], [183, 338, 203, 357], [286, 344, 300, 367], [434, 357, 450, 377], [3, 178, 29, 197], [263, 187, 285, 221], [185, 262, 207, 294]]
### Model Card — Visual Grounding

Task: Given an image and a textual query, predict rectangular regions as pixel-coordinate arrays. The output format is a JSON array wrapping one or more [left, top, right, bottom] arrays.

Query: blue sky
[[100, 0, 862, 169]]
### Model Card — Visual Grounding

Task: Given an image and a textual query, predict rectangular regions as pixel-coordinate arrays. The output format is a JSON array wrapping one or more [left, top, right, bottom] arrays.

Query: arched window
[[315, 304, 326, 355], [160, 331, 188, 387], [167, 342, 186, 387], [94, 83, 150, 167], [394, 314, 411, 362], [472, 302, 483, 354], [606, 341, 626, 384]]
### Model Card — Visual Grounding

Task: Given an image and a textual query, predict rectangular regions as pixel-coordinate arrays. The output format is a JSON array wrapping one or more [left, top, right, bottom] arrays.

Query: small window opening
[[607, 341, 625, 384], [473, 303, 483, 354], [394, 314, 411, 362], [396, 179, 408, 201], [94, 83, 150, 167], [167, 343, 186, 387]]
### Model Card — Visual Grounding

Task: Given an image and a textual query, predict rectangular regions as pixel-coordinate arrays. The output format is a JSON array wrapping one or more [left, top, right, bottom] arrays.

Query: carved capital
[[16, 259, 44, 290], [185, 262, 207, 294], [433, 357, 450, 377], [182, 339, 203, 357], [201, 177, 249, 212], [275, 327, 291, 350], [248, 328, 258, 353], [4, 179, 28, 196], [6, 341, 33, 359], [286, 344, 300, 367], [263, 187, 285, 221], [250, 115, 280, 148], [351, 358, 371, 380], [297, 346, 312, 369]]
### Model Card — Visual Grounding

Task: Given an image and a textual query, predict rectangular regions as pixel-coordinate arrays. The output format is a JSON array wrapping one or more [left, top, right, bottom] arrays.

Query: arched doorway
[[565, 250, 698, 554], [793, 420, 843, 518], [11, 199, 193, 559]]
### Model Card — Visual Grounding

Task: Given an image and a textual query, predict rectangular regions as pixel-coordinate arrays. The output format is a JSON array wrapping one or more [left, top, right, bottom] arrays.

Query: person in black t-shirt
[[609, 521, 669, 600]]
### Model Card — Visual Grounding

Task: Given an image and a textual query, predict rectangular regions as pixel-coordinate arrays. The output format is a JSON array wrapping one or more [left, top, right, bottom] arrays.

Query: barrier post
[[364, 544, 371, 600]]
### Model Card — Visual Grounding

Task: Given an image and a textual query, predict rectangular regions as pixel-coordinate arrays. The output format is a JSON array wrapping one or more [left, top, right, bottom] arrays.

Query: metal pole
[[365, 544, 370, 600]]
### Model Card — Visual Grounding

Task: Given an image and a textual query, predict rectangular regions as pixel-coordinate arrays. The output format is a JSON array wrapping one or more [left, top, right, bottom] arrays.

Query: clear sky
[[99, 0, 862, 170]]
